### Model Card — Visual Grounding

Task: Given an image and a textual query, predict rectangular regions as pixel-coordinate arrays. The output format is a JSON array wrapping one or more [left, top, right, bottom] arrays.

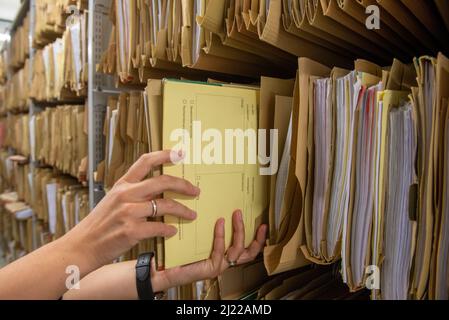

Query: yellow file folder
[[163, 79, 268, 268]]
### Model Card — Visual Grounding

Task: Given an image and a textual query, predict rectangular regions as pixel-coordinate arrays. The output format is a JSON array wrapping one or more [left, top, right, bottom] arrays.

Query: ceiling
[[0, 0, 21, 23], [0, 0, 21, 48]]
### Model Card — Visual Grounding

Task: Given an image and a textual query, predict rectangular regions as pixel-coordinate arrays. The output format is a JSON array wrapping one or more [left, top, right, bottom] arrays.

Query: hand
[[151, 210, 267, 292], [64, 150, 200, 269]]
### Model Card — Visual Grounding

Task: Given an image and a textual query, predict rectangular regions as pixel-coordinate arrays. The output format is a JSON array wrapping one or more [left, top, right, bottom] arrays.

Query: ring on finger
[[225, 255, 237, 267], [150, 199, 158, 218]]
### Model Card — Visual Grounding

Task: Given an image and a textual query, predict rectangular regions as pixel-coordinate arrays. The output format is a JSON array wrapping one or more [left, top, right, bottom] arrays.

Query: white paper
[[46, 183, 58, 235]]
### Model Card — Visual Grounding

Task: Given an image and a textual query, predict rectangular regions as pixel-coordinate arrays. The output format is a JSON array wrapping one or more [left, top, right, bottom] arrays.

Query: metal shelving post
[[87, 0, 116, 210], [28, 0, 38, 251]]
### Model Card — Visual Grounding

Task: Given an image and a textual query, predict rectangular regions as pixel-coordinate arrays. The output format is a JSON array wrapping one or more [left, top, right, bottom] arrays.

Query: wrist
[[151, 269, 171, 293], [57, 231, 102, 277]]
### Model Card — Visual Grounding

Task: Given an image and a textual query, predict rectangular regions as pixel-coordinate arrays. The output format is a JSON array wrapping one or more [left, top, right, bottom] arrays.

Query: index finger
[[118, 150, 183, 183]]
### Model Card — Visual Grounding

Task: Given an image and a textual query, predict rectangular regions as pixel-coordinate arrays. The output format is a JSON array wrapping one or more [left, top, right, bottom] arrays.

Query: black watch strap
[[135, 252, 155, 300]]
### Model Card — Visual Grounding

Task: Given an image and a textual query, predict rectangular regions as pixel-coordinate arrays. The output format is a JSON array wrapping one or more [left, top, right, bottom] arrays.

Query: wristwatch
[[135, 252, 155, 300]]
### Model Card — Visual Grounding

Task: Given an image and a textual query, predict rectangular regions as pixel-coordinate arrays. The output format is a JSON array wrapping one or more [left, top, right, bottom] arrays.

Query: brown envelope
[[264, 69, 311, 275]]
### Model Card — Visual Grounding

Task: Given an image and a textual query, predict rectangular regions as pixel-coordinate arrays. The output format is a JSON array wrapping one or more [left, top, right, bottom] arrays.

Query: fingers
[[225, 210, 245, 264], [131, 199, 197, 220], [121, 175, 200, 202], [134, 221, 178, 240], [118, 150, 183, 183], [210, 218, 226, 268], [237, 224, 267, 265]]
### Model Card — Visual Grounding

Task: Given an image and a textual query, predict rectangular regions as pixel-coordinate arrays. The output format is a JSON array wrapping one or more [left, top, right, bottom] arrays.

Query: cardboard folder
[[197, 0, 296, 70], [162, 79, 268, 268], [257, 0, 352, 68], [409, 56, 437, 300], [427, 53, 449, 299]]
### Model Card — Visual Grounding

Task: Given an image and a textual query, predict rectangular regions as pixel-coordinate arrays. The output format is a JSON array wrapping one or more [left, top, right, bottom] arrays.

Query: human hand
[[64, 150, 199, 269], [151, 210, 267, 292]]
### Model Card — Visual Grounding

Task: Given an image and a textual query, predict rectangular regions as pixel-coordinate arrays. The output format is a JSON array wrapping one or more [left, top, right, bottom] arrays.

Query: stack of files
[[179, 0, 294, 77], [101, 0, 296, 86], [111, 0, 186, 84], [373, 101, 417, 300], [33, 0, 69, 49], [30, 167, 89, 241], [8, 13, 30, 71], [3, 60, 31, 112], [0, 192, 34, 255], [298, 65, 351, 265], [12, 160, 32, 206], [0, 49, 8, 85], [0, 150, 13, 188], [4, 114, 30, 158], [205, 0, 449, 65], [407, 54, 446, 300], [425, 53, 449, 300], [30, 26, 87, 103], [32, 105, 88, 180], [197, 0, 351, 69], [341, 59, 384, 291], [96, 90, 151, 190], [0, 194, 15, 251], [257, 265, 369, 300], [63, 11, 88, 97], [369, 59, 418, 300], [162, 79, 268, 269], [3, 202, 34, 254]]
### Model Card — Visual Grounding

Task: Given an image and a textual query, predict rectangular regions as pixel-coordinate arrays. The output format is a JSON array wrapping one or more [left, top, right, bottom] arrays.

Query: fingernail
[[190, 211, 197, 219], [169, 226, 178, 236], [170, 149, 185, 164], [193, 186, 201, 195], [237, 210, 243, 221]]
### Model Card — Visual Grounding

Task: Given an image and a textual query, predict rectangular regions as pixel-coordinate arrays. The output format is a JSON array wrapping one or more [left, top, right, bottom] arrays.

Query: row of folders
[[95, 52, 449, 300], [0, 11, 88, 114], [98, 0, 449, 84]]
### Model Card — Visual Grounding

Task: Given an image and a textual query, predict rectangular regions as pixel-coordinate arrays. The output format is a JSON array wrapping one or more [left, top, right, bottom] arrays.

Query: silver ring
[[226, 256, 237, 267], [150, 200, 158, 218]]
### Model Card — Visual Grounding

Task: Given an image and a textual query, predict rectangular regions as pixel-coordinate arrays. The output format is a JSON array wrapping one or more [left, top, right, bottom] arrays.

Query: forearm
[[0, 234, 99, 300], [62, 260, 164, 300]]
